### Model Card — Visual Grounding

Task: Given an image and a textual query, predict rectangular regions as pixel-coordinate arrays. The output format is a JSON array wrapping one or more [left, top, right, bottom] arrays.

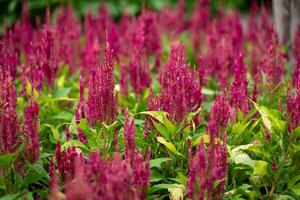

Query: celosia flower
[[65, 155, 92, 200], [0, 32, 19, 79], [190, 0, 210, 52], [150, 42, 201, 123], [286, 86, 300, 132], [20, 98, 40, 163], [259, 28, 285, 86], [55, 5, 81, 72], [210, 91, 231, 128], [124, 111, 136, 162], [129, 20, 152, 94], [65, 125, 72, 141], [187, 120, 227, 200], [119, 58, 129, 95], [294, 26, 300, 59], [292, 58, 300, 87], [139, 9, 161, 59], [20, 3, 34, 56], [41, 7, 59, 85], [87, 41, 117, 126], [22, 42, 44, 91], [158, 0, 185, 37], [229, 52, 249, 114], [0, 76, 19, 154]]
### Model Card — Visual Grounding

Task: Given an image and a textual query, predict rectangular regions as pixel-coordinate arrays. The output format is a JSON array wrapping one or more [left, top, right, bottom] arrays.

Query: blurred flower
[[0, 76, 19, 154], [229, 52, 249, 114], [187, 121, 227, 200], [55, 5, 81, 73], [210, 91, 231, 128], [124, 111, 136, 162], [20, 98, 40, 163], [41, 7, 59, 85], [259, 28, 285, 86]]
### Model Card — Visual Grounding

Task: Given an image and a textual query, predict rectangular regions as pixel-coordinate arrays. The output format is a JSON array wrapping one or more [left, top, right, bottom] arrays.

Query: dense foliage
[[0, 1, 299, 199]]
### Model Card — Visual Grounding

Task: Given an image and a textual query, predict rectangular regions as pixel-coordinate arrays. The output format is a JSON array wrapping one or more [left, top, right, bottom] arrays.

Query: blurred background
[[0, 0, 271, 34]]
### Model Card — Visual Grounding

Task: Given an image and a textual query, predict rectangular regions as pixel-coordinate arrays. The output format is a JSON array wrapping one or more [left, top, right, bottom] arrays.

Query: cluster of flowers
[[149, 42, 202, 123], [187, 87, 230, 199], [0, 70, 40, 165], [1, 0, 300, 198], [49, 113, 150, 200]]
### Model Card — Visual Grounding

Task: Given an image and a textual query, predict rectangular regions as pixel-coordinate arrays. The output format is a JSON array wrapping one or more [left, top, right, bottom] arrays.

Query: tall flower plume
[[210, 91, 231, 128], [41, 7, 59, 85], [259, 28, 285, 86], [87, 40, 117, 126], [0, 76, 19, 155], [20, 97, 40, 163], [187, 121, 227, 199], [55, 5, 81, 72], [229, 52, 249, 114], [149, 42, 201, 123], [124, 111, 136, 162], [129, 19, 152, 94], [286, 81, 300, 132]]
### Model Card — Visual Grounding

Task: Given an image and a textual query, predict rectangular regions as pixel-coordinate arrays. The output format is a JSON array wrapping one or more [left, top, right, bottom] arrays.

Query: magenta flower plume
[[150, 42, 201, 123], [187, 120, 227, 200], [139, 9, 161, 59], [293, 58, 300, 87], [286, 85, 300, 132], [210, 91, 231, 128], [20, 98, 40, 163], [259, 28, 285, 86], [66, 155, 93, 200], [41, 7, 59, 85], [0, 32, 19, 79], [22, 42, 44, 91], [124, 111, 136, 162], [87, 41, 117, 126], [0, 76, 19, 154], [129, 20, 152, 94], [294, 26, 300, 59], [55, 5, 81, 72], [229, 52, 249, 114], [190, 0, 210, 52], [20, 3, 34, 56]]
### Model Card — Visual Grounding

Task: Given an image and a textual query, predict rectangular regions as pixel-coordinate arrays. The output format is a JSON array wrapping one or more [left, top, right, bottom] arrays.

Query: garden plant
[[0, 0, 299, 199]]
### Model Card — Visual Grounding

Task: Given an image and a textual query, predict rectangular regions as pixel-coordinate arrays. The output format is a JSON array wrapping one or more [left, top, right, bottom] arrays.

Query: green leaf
[[231, 144, 255, 156], [231, 122, 250, 136], [0, 194, 21, 200], [152, 184, 183, 190], [150, 158, 172, 169], [202, 88, 216, 96], [69, 117, 77, 134], [44, 124, 60, 143], [157, 137, 182, 156], [252, 160, 268, 176], [274, 195, 296, 200], [53, 111, 73, 121], [61, 140, 89, 152], [152, 121, 170, 139], [288, 175, 300, 196], [192, 134, 223, 146], [0, 153, 15, 167], [233, 153, 254, 168], [253, 102, 271, 131], [54, 87, 72, 98], [137, 111, 176, 134], [22, 162, 49, 187]]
